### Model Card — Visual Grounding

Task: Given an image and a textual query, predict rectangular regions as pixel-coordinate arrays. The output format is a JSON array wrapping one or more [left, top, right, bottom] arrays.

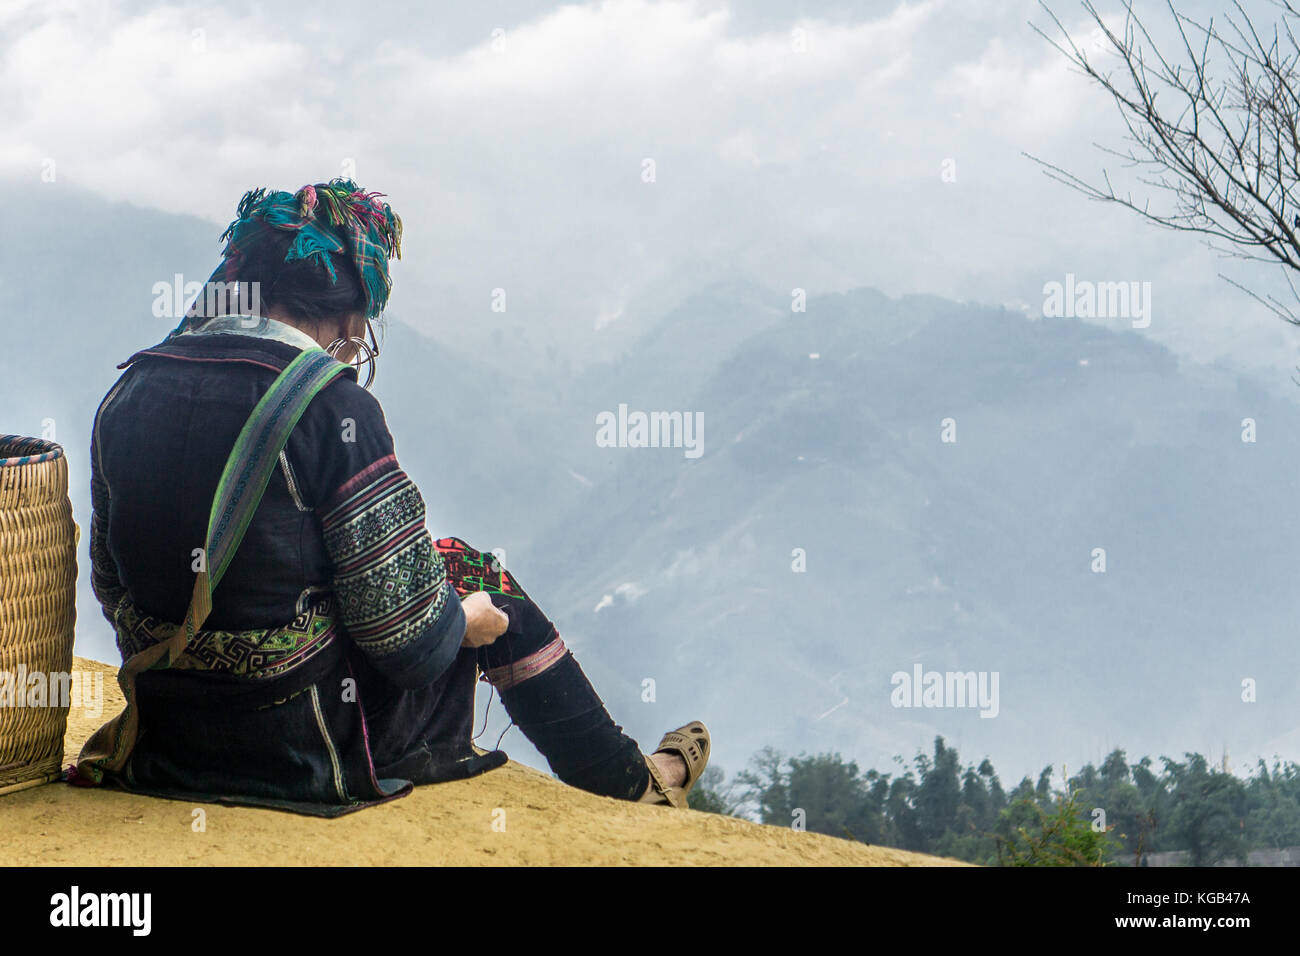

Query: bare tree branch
[[1028, 0, 1300, 323]]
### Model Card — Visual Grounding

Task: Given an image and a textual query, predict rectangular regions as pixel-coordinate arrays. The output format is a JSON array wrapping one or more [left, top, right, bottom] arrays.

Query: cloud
[[2, 0, 1294, 383], [0, 5, 305, 190]]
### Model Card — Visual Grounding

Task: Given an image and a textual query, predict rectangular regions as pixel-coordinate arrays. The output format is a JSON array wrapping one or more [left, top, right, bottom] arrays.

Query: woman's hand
[[460, 591, 510, 647]]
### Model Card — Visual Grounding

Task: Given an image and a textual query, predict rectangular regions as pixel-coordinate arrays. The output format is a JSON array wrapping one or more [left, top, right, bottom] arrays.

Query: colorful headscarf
[[176, 178, 402, 335]]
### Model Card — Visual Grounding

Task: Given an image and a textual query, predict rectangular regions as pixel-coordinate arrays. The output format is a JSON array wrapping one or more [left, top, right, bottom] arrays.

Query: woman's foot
[[643, 751, 688, 795], [638, 721, 710, 807]]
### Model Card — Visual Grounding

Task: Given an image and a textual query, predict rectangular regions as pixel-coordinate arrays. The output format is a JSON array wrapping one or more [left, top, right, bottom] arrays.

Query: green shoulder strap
[[76, 347, 349, 783]]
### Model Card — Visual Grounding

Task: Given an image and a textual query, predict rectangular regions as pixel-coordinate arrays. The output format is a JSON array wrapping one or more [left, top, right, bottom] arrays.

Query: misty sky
[[4, 0, 1300, 383]]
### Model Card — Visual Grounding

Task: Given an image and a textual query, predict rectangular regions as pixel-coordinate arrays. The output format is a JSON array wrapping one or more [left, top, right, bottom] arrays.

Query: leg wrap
[[482, 636, 569, 690]]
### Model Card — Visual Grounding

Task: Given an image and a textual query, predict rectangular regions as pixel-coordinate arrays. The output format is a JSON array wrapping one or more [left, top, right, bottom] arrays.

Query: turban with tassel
[[174, 178, 402, 336]]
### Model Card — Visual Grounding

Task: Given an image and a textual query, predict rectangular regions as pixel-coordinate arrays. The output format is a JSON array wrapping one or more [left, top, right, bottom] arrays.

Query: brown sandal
[[639, 721, 710, 808]]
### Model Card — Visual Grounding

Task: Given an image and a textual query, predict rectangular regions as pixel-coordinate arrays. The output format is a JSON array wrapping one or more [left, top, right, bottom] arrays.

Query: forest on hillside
[[689, 738, 1300, 866]]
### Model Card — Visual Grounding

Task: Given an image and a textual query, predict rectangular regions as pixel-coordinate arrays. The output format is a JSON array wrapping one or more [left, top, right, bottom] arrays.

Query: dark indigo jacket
[[86, 317, 497, 815]]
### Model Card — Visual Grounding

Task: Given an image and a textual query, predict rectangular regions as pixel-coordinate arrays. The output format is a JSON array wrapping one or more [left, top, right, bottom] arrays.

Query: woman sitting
[[75, 179, 709, 815]]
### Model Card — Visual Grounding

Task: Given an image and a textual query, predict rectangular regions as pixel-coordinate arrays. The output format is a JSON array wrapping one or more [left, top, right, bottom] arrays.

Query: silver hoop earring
[[326, 336, 378, 389]]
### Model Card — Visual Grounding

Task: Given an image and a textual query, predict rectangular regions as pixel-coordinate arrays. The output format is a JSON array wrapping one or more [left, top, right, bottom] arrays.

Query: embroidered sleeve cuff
[[372, 583, 465, 689]]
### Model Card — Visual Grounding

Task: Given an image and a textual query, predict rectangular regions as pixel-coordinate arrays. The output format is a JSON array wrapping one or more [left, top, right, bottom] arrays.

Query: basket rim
[[0, 435, 64, 467]]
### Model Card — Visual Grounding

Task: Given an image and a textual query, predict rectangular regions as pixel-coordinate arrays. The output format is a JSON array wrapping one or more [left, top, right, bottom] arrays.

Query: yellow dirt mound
[[0, 658, 967, 866]]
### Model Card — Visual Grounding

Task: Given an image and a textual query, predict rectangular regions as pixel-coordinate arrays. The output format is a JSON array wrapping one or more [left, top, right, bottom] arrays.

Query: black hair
[[223, 224, 366, 324]]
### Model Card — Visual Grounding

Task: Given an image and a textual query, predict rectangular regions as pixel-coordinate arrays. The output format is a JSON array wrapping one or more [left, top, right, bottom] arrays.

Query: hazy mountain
[[508, 288, 1300, 782]]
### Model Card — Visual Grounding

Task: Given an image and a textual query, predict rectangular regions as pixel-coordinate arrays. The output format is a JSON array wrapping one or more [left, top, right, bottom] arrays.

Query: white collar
[[188, 314, 323, 352]]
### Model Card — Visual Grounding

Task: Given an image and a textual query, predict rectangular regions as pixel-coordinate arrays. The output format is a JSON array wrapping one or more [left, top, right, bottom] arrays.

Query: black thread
[[472, 593, 517, 750]]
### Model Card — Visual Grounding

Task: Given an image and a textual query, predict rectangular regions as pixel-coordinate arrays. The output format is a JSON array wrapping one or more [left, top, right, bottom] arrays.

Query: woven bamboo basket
[[0, 435, 78, 795]]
